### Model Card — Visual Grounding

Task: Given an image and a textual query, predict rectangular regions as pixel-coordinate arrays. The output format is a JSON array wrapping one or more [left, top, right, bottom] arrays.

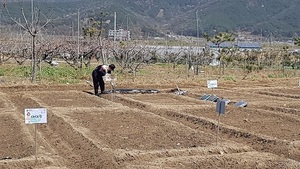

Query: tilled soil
[[0, 79, 299, 169]]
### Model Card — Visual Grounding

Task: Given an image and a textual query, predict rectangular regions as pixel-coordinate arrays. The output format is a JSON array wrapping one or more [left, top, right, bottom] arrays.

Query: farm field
[[0, 72, 300, 169]]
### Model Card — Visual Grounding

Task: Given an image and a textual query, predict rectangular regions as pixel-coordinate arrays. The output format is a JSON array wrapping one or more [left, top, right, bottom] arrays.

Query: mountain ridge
[[1, 0, 299, 39]]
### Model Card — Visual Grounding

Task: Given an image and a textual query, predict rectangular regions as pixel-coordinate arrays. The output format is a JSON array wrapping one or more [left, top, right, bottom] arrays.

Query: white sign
[[207, 80, 218, 89], [25, 108, 47, 124]]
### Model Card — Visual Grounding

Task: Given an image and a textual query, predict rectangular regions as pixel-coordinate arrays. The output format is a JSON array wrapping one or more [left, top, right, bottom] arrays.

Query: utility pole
[[261, 28, 263, 43], [196, 10, 200, 75], [126, 14, 129, 31], [126, 15, 129, 41], [77, 9, 81, 68], [71, 21, 74, 37], [31, 0, 34, 26], [196, 10, 199, 46], [114, 12, 116, 49]]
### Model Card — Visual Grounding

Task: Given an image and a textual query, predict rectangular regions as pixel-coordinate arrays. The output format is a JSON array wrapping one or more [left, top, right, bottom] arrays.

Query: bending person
[[92, 64, 115, 95]]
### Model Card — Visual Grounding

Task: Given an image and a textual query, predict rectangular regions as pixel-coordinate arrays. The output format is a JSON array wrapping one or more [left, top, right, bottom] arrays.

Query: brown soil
[[0, 77, 300, 169]]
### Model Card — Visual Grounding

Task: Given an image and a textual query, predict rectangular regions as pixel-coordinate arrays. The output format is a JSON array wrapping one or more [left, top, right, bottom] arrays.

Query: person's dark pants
[[92, 75, 105, 95], [99, 77, 105, 93]]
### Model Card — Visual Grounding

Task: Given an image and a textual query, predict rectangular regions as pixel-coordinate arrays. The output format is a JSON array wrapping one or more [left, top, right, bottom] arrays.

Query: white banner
[[25, 108, 47, 124]]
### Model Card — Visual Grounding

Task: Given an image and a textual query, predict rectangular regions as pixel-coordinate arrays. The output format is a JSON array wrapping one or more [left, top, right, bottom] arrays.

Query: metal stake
[[110, 81, 114, 101], [35, 124, 38, 162], [216, 113, 220, 146]]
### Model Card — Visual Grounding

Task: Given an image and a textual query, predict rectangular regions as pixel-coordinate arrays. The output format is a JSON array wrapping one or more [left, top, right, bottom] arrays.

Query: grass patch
[[38, 65, 93, 84], [250, 74, 260, 81], [0, 65, 31, 78], [268, 73, 288, 79], [223, 75, 236, 82], [1, 62, 300, 85], [0, 64, 94, 84]]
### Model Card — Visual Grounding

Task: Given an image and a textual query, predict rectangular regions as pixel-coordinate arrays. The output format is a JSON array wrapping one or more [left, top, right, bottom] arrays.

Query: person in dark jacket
[[92, 64, 115, 95]]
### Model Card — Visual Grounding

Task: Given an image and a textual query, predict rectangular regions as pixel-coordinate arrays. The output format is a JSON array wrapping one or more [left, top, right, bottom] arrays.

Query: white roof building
[[108, 29, 130, 41]]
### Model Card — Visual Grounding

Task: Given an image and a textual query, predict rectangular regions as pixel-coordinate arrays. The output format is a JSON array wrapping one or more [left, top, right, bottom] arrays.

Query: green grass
[[0, 64, 94, 84], [1, 62, 300, 85], [0, 65, 31, 78], [223, 75, 236, 82]]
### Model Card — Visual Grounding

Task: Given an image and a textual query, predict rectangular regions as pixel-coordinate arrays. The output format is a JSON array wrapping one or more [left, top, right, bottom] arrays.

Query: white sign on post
[[25, 108, 47, 124], [207, 80, 218, 89]]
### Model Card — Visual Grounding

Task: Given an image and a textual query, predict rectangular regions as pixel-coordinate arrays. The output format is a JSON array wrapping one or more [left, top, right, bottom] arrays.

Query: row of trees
[[1, 2, 300, 83], [2, 30, 300, 79], [204, 32, 300, 78]]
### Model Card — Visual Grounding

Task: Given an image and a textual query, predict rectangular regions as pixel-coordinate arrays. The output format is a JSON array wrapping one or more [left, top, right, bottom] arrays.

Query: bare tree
[[111, 42, 154, 81], [279, 46, 290, 74], [3, 1, 51, 82], [238, 50, 263, 79], [163, 48, 184, 70], [51, 38, 101, 70], [82, 12, 109, 65], [186, 46, 212, 76]]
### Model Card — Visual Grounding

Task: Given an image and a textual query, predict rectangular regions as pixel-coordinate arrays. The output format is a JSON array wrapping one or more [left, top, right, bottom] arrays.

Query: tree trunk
[[31, 35, 37, 82], [99, 37, 106, 64]]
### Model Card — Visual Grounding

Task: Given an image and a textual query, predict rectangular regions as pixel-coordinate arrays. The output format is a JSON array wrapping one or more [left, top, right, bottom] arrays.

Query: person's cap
[[109, 64, 115, 71]]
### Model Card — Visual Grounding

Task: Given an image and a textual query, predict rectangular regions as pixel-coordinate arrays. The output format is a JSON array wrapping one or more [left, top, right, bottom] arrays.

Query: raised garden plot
[[28, 91, 111, 107], [181, 106, 300, 141], [0, 114, 33, 159], [57, 107, 216, 151]]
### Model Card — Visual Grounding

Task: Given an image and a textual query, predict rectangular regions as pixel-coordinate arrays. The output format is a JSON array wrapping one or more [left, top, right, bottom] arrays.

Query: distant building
[[108, 29, 130, 41]]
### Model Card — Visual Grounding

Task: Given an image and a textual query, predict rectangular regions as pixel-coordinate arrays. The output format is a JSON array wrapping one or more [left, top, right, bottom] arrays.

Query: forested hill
[[1, 0, 300, 38]]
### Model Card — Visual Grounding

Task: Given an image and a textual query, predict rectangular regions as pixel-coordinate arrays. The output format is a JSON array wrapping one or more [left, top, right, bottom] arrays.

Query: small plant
[[250, 74, 259, 81], [223, 75, 236, 82], [0, 69, 4, 76]]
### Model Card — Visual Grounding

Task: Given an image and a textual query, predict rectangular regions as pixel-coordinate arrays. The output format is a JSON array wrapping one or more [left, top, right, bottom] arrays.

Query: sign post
[[207, 80, 217, 92], [24, 108, 47, 161], [216, 99, 225, 146]]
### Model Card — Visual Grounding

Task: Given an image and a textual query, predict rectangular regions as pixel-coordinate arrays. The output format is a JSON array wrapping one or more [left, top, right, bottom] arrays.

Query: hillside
[[1, 0, 300, 39]]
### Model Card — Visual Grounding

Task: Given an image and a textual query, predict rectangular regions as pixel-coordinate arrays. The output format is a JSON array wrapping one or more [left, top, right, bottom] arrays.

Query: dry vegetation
[[1, 26, 300, 168], [0, 60, 300, 168]]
